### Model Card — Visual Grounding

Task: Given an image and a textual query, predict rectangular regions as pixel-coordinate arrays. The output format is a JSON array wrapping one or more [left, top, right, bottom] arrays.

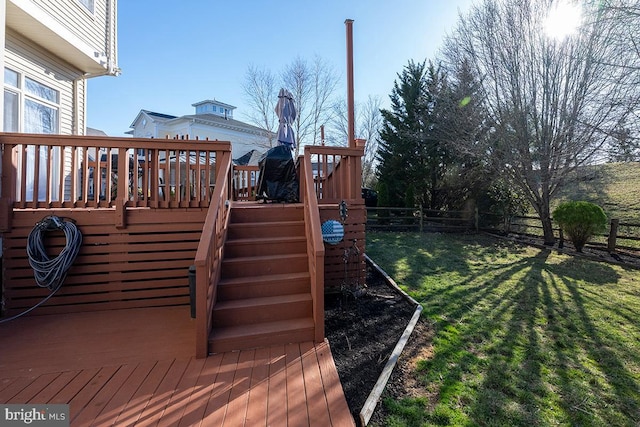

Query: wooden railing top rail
[[302, 151, 325, 259], [304, 144, 364, 203], [0, 133, 231, 214], [305, 145, 364, 156], [0, 133, 230, 151], [194, 150, 232, 358], [302, 149, 325, 343]]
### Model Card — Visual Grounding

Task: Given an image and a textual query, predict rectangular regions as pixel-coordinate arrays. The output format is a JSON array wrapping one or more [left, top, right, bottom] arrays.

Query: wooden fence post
[[608, 219, 619, 253], [558, 228, 564, 249], [419, 205, 424, 233], [475, 207, 479, 232]]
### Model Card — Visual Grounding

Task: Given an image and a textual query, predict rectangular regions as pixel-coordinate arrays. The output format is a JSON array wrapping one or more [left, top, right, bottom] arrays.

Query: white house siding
[[5, 31, 87, 202], [159, 123, 272, 159], [29, 0, 111, 55]]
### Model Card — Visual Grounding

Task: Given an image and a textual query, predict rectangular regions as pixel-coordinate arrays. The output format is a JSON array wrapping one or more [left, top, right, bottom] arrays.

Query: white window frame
[[4, 67, 61, 134], [3, 67, 62, 202], [76, 0, 95, 14]]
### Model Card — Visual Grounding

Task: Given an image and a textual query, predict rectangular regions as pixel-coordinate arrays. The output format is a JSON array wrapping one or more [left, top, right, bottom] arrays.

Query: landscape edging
[[359, 254, 423, 426]]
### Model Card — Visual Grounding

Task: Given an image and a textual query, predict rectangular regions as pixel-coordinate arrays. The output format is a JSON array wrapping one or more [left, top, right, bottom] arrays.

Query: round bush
[[553, 201, 607, 252]]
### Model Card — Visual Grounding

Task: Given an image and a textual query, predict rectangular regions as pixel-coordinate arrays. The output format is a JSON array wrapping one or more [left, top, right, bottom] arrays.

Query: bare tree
[[242, 65, 278, 149], [328, 95, 383, 187], [443, 0, 640, 245], [357, 96, 383, 187], [282, 56, 339, 157]]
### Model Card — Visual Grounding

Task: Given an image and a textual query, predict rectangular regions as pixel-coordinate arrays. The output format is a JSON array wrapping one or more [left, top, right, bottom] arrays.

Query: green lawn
[[555, 161, 640, 223], [366, 231, 640, 427]]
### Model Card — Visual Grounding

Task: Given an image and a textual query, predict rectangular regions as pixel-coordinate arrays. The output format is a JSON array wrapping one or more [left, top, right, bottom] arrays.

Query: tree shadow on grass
[[396, 244, 638, 426], [468, 252, 639, 426]]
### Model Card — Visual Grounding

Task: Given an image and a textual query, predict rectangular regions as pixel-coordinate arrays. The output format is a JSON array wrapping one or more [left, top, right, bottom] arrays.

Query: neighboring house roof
[[181, 114, 269, 136], [234, 149, 264, 166], [145, 111, 178, 120], [129, 109, 271, 138], [129, 110, 177, 129], [86, 127, 108, 137]]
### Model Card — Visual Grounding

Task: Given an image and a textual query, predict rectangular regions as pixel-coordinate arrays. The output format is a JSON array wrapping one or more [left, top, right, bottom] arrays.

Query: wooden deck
[[0, 307, 355, 426]]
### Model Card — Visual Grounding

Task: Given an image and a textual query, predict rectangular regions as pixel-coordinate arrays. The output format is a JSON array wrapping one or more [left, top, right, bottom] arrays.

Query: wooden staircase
[[208, 202, 316, 354]]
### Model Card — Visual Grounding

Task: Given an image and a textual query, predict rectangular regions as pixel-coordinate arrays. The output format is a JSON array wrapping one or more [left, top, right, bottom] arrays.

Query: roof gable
[[129, 110, 178, 128]]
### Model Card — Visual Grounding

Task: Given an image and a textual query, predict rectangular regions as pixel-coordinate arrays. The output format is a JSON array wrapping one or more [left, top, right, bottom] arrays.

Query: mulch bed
[[325, 263, 419, 425]]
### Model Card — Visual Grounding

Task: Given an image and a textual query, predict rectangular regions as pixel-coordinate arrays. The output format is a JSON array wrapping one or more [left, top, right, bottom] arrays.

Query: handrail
[[302, 147, 326, 342], [0, 133, 230, 212], [305, 145, 364, 203], [194, 150, 232, 358]]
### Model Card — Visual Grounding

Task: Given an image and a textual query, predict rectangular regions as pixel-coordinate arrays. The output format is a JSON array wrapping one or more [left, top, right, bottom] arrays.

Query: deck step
[[224, 236, 306, 258], [230, 203, 304, 223], [209, 202, 315, 354], [212, 293, 312, 327], [218, 272, 310, 300], [221, 253, 308, 278], [208, 317, 315, 354], [227, 220, 305, 240]]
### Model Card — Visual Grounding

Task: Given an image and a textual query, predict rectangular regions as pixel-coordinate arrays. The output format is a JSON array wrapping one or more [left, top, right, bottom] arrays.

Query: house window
[[3, 68, 60, 133], [3, 67, 61, 201], [77, 0, 94, 13], [3, 90, 19, 132]]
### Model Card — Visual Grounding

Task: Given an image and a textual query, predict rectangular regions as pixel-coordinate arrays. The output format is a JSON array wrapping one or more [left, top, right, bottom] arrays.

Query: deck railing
[[301, 148, 326, 342], [232, 165, 260, 201], [194, 150, 233, 358], [0, 133, 231, 230], [305, 145, 364, 203]]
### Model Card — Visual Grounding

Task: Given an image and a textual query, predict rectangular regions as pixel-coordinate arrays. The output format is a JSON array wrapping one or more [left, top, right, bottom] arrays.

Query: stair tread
[[211, 317, 315, 340], [214, 293, 312, 310], [222, 253, 307, 263], [225, 235, 306, 244], [228, 219, 303, 227], [219, 272, 310, 286]]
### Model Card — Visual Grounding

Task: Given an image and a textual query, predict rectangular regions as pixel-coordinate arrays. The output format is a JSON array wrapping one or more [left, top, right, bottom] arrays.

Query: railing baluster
[[69, 146, 77, 207]]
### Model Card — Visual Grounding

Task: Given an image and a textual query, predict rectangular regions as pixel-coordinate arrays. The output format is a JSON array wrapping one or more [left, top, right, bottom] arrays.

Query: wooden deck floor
[[0, 306, 355, 426]]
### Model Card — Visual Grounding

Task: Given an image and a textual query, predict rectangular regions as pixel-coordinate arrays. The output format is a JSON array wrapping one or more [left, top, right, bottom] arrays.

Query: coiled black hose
[[0, 216, 82, 323], [27, 216, 82, 290]]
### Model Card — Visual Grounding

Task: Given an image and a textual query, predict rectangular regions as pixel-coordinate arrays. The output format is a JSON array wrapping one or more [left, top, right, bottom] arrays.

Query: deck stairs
[[208, 202, 315, 354]]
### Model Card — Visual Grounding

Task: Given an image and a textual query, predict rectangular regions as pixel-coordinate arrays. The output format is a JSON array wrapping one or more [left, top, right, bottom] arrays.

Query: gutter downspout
[[84, 0, 120, 79], [73, 75, 85, 135]]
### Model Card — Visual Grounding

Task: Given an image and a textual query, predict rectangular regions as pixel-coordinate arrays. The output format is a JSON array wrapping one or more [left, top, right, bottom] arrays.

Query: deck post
[[115, 147, 129, 228], [0, 142, 16, 231], [345, 19, 355, 148]]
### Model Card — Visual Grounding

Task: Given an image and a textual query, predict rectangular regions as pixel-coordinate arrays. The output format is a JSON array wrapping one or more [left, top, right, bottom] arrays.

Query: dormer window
[[193, 100, 236, 118]]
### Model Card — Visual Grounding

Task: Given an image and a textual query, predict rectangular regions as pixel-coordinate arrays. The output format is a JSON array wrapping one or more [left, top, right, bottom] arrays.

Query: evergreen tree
[[377, 60, 427, 207], [377, 61, 459, 211]]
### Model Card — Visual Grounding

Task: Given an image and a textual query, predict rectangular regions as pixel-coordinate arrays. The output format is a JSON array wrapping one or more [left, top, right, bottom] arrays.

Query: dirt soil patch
[[325, 263, 426, 425]]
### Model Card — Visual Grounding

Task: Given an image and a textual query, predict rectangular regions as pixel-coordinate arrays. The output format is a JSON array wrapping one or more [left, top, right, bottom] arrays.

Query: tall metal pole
[[345, 19, 355, 148]]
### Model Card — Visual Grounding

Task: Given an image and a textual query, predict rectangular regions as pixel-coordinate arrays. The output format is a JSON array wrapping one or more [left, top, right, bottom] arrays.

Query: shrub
[[553, 201, 607, 252]]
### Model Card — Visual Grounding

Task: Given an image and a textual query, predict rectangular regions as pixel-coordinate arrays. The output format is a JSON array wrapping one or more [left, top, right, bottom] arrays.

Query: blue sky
[[87, 0, 476, 136]]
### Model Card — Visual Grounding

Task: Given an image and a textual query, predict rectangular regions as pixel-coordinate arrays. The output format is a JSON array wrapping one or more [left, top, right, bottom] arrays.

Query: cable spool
[[0, 216, 82, 324]]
